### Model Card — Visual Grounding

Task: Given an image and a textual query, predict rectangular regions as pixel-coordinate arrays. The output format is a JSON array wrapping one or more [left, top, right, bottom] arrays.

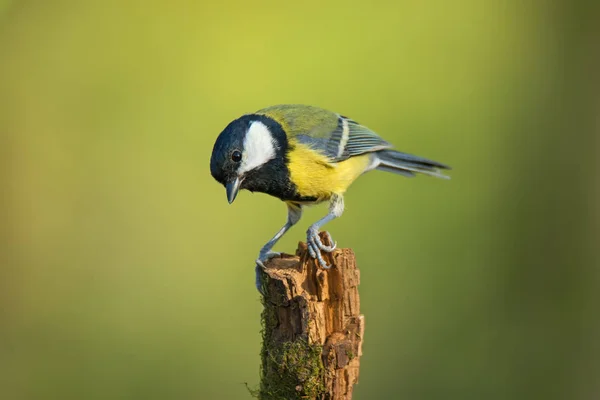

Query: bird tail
[[374, 150, 451, 179]]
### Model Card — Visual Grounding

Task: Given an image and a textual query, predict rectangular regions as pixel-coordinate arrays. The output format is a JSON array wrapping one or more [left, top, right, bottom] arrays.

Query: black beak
[[225, 177, 241, 204]]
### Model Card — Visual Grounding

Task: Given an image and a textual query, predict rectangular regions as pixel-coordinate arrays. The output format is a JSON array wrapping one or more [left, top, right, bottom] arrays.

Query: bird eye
[[231, 150, 242, 162]]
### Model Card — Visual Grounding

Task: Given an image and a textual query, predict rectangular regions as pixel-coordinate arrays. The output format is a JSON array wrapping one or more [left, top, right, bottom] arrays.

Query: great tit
[[210, 104, 450, 289]]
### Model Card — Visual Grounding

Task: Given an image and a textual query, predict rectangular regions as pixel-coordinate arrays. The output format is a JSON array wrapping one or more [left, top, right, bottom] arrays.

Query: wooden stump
[[258, 232, 364, 400]]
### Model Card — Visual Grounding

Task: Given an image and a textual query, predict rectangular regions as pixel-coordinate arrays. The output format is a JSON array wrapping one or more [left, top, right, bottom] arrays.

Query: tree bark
[[258, 232, 364, 400]]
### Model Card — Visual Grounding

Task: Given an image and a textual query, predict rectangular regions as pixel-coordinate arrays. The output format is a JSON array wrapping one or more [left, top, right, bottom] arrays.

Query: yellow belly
[[287, 141, 371, 201]]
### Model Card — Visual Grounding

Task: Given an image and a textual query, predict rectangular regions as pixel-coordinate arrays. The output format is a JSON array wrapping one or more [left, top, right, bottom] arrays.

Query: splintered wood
[[260, 232, 364, 400]]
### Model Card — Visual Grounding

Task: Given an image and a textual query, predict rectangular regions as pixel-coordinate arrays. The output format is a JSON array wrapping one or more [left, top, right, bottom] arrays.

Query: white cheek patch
[[239, 121, 277, 174]]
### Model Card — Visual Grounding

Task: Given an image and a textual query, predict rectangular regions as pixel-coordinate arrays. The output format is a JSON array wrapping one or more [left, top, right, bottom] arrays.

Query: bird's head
[[210, 114, 286, 203]]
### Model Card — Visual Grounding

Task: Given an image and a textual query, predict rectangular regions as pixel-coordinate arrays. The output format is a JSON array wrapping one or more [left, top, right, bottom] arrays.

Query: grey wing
[[295, 116, 392, 162]]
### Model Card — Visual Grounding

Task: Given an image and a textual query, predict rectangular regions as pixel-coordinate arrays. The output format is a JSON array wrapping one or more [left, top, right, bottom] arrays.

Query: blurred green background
[[1, 1, 598, 399]]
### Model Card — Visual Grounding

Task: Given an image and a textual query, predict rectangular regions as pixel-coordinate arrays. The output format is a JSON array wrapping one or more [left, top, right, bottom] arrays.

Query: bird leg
[[255, 202, 302, 293], [306, 194, 344, 268]]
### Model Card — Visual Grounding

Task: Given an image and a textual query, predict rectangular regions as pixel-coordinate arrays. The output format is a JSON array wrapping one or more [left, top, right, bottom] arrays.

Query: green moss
[[251, 271, 326, 400], [346, 349, 355, 361], [258, 339, 325, 399]]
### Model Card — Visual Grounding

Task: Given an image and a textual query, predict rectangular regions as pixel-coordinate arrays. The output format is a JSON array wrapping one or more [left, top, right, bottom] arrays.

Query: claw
[[314, 232, 336, 252], [324, 231, 337, 250], [255, 258, 266, 270]]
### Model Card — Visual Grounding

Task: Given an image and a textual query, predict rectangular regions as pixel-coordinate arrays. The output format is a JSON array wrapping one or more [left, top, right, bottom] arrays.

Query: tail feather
[[375, 150, 451, 179], [376, 164, 416, 178]]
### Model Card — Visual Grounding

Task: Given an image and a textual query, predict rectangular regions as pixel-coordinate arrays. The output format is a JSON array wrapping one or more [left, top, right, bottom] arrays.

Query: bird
[[210, 104, 450, 291]]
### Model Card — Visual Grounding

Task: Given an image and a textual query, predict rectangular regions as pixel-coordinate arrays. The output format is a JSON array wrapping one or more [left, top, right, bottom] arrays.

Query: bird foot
[[255, 251, 281, 295], [306, 227, 337, 269]]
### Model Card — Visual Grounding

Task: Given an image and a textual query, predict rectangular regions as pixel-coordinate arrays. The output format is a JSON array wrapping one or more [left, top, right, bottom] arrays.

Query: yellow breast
[[287, 141, 371, 201]]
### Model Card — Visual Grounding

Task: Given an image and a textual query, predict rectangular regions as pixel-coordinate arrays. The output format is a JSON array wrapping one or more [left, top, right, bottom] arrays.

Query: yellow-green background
[[1, 1, 598, 399]]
